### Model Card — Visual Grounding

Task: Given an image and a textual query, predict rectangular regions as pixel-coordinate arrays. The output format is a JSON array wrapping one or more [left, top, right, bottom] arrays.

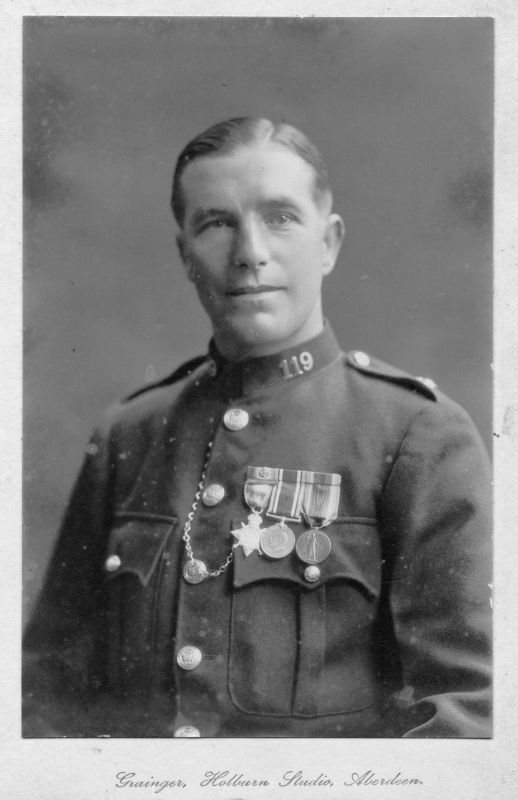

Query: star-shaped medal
[[231, 512, 263, 556]]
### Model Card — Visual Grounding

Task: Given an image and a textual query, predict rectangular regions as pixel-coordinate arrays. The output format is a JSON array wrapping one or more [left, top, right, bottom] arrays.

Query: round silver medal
[[295, 529, 332, 564], [260, 523, 295, 559], [183, 559, 208, 584]]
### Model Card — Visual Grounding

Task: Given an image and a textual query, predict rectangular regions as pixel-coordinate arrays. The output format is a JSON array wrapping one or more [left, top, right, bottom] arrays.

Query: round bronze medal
[[183, 558, 208, 584], [260, 523, 295, 559], [295, 529, 331, 564]]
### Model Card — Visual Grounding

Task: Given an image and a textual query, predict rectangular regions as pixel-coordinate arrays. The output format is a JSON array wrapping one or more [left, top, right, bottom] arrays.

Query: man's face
[[177, 143, 344, 359]]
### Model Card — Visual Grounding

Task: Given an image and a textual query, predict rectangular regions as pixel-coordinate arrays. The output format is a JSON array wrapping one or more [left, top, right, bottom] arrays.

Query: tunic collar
[[206, 322, 342, 398]]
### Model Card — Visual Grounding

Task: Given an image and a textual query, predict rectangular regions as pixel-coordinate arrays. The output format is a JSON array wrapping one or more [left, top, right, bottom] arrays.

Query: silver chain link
[[182, 439, 238, 578]]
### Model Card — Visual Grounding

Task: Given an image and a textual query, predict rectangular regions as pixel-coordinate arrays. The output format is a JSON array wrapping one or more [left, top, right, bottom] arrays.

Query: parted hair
[[171, 116, 332, 226]]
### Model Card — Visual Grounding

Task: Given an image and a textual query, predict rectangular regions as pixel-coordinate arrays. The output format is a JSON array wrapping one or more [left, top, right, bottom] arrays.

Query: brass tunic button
[[201, 483, 225, 506], [207, 358, 218, 377], [174, 725, 200, 737], [304, 565, 321, 583], [104, 554, 121, 572], [177, 645, 202, 671], [353, 350, 370, 367], [223, 408, 249, 431], [258, 466, 273, 479]]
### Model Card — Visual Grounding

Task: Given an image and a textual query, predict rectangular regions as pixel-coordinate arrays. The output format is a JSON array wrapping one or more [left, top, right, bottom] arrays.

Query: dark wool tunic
[[23, 326, 491, 737]]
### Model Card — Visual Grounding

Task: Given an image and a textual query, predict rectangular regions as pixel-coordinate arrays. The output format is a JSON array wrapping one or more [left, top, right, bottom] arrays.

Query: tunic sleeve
[[379, 399, 492, 737], [23, 422, 113, 736]]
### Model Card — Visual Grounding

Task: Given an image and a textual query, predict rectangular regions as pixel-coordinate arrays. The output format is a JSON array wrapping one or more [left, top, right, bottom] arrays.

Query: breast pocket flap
[[105, 516, 176, 587], [232, 520, 381, 599]]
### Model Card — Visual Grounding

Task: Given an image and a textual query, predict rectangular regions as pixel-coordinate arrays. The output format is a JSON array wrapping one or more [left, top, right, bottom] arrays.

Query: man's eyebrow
[[260, 196, 304, 211]]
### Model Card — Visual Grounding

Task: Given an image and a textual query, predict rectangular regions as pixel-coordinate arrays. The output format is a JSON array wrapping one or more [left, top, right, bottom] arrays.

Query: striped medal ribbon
[[296, 479, 341, 565], [240, 467, 341, 562]]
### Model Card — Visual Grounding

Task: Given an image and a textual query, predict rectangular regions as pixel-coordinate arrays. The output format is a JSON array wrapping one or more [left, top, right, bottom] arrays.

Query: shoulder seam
[[379, 406, 425, 499], [122, 354, 207, 403]]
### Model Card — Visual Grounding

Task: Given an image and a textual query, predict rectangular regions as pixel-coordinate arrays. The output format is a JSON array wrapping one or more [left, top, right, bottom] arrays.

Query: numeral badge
[[279, 351, 314, 379]]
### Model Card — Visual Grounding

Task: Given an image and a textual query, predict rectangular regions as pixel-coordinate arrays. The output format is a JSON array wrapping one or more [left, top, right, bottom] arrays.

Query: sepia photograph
[[21, 16, 494, 743]]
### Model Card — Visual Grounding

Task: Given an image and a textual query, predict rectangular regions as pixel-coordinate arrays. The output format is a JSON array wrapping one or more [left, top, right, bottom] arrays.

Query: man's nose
[[231, 219, 269, 270]]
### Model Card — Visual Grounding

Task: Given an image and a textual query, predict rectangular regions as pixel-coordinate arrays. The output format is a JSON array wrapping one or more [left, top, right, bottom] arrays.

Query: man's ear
[[176, 234, 195, 281], [322, 214, 345, 276]]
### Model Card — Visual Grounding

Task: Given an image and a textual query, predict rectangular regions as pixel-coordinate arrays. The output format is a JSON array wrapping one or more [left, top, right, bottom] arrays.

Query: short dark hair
[[171, 116, 332, 227]]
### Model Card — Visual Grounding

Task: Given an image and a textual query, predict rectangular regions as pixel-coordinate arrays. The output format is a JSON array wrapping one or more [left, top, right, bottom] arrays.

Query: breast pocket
[[103, 514, 176, 693], [228, 520, 382, 718]]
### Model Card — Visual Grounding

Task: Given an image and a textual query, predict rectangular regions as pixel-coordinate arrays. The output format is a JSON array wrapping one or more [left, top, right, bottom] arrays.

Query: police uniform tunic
[[23, 325, 491, 737]]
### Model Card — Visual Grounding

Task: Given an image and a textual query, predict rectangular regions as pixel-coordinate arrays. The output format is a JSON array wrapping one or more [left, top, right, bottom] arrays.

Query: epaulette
[[346, 350, 438, 401], [122, 354, 208, 403]]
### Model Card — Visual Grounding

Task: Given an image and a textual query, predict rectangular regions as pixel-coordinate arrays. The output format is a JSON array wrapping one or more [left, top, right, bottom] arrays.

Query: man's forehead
[[180, 143, 317, 207]]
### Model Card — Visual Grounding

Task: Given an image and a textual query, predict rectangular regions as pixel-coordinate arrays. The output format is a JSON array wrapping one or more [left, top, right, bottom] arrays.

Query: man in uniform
[[23, 117, 491, 738]]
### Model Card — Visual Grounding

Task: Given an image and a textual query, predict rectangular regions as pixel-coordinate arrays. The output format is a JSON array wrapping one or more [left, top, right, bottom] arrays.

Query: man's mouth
[[227, 285, 282, 296]]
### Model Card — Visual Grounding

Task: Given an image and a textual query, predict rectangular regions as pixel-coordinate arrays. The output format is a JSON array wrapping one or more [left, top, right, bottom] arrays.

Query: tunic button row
[[174, 725, 200, 737], [223, 408, 249, 431], [202, 484, 225, 506], [177, 645, 202, 671]]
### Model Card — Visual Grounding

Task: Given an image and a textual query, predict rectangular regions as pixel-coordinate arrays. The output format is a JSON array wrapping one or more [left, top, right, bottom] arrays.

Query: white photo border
[[2, 1, 517, 798]]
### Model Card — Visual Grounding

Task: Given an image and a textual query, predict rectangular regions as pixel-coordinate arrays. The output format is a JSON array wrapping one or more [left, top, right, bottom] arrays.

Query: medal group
[[183, 463, 341, 585]]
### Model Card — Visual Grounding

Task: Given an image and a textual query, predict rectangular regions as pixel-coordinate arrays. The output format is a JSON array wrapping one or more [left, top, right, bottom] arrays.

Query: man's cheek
[[197, 245, 229, 272]]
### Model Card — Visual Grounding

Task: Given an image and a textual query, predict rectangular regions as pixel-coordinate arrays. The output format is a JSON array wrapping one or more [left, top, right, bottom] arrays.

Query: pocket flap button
[[304, 565, 321, 583], [104, 554, 121, 572]]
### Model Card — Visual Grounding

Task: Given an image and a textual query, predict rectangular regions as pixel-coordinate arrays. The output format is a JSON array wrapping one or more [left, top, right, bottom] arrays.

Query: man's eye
[[198, 217, 233, 232], [268, 213, 295, 226]]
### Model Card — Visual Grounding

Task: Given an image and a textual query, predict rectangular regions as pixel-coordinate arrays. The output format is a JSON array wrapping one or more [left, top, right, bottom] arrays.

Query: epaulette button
[[416, 376, 437, 391], [353, 350, 371, 367]]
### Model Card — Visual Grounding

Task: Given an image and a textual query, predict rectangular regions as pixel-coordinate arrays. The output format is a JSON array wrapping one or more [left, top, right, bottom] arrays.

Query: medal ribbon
[[246, 466, 341, 522], [243, 480, 274, 512], [301, 480, 341, 525]]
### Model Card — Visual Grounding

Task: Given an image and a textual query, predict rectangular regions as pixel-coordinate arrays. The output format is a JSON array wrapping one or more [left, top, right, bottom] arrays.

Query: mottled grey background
[[23, 17, 493, 622]]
